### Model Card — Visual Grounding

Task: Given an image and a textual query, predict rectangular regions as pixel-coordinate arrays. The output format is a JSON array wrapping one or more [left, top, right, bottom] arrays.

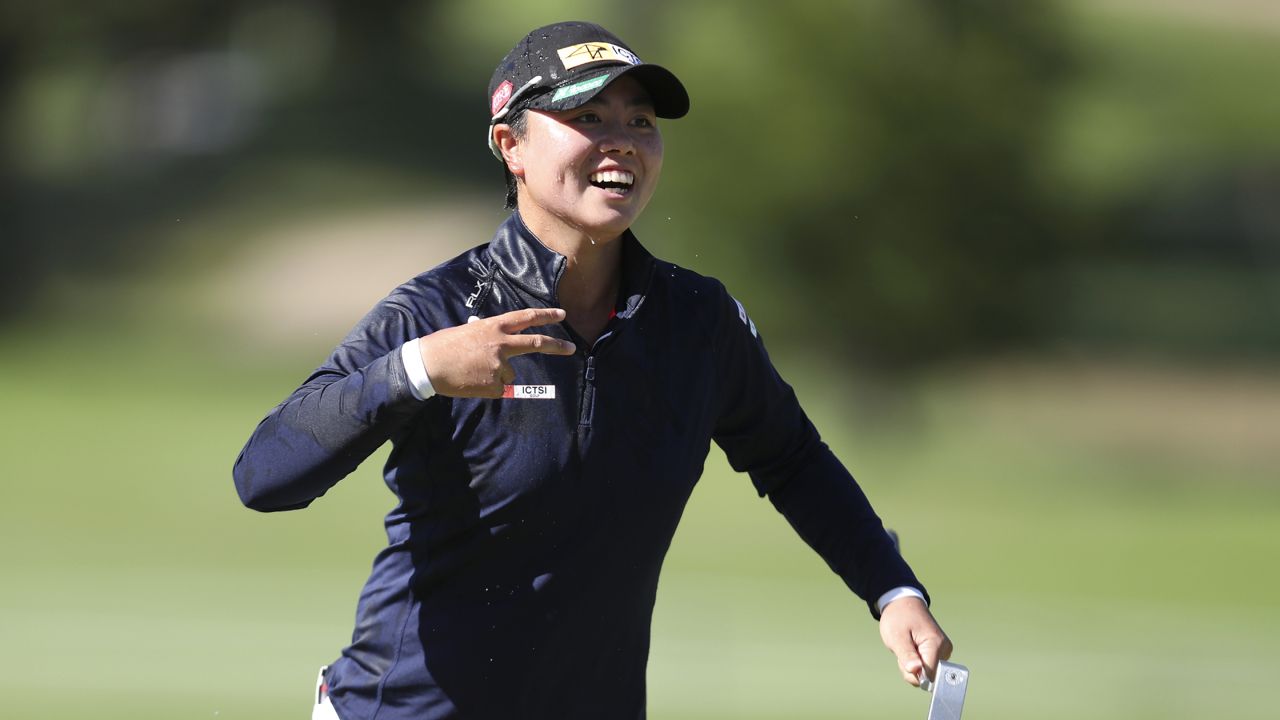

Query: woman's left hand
[[878, 596, 953, 687]]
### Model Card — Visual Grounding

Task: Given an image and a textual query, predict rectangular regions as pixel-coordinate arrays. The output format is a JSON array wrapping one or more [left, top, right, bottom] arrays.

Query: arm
[[232, 303, 577, 512], [710, 285, 921, 612], [762, 448, 926, 616], [232, 301, 425, 512], [708, 285, 951, 683]]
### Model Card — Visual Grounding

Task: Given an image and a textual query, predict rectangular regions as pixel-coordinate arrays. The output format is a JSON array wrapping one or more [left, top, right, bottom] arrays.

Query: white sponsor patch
[[502, 384, 556, 399]]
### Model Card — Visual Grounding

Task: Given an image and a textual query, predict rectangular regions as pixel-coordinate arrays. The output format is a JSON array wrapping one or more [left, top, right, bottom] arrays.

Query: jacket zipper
[[579, 354, 596, 427], [577, 322, 618, 429]]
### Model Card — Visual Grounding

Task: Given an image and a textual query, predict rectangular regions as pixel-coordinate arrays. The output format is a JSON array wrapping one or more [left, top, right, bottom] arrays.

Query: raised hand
[[417, 308, 577, 399]]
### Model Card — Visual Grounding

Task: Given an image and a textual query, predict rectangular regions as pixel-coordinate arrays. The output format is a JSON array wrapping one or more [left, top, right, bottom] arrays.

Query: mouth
[[589, 169, 635, 195]]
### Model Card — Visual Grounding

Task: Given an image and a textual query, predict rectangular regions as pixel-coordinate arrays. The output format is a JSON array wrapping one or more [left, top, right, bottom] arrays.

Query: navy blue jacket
[[233, 212, 925, 719]]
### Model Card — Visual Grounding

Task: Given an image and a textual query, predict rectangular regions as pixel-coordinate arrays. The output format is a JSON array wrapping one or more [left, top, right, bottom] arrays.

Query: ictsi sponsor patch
[[502, 384, 556, 399]]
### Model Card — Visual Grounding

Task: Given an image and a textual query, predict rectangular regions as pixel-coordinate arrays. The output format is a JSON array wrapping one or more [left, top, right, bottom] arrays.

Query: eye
[[632, 116, 655, 128], [573, 112, 601, 124]]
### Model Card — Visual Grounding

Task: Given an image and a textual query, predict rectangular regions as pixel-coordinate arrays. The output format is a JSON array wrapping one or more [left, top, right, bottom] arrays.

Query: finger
[[498, 364, 517, 385], [503, 333, 577, 358], [494, 307, 567, 333], [899, 649, 924, 686], [916, 631, 952, 684], [940, 636, 954, 662], [919, 639, 938, 680], [884, 627, 923, 686]]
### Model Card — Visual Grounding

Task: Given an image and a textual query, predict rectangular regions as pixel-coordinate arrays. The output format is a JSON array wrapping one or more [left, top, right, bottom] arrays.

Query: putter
[[919, 660, 969, 720], [884, 530, 968, 718]]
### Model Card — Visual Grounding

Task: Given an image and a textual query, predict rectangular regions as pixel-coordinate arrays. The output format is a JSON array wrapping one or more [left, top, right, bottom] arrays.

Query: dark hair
[[501, 107, 528, 210]]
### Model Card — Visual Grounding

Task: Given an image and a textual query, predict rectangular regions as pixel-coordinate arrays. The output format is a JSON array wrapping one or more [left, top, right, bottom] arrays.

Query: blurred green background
[[2, 0, 1277, 718]]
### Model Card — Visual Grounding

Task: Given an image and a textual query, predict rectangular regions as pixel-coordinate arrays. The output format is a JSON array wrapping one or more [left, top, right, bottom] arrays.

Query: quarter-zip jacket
[[233, 212, 925, 720]]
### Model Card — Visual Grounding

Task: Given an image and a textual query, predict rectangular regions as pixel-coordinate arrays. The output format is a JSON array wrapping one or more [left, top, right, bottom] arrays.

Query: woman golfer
[[234, 20, 952, 720]]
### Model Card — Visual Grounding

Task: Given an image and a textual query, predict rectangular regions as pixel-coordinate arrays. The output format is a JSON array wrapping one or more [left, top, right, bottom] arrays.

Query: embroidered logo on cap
[[557, 42, 641, 71], [550, 72, 610, 103], [490, 80, 514, 116]]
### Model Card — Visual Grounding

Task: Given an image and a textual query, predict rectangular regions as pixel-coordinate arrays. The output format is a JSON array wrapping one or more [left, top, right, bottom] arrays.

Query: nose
[[598, 120, 636, 155]]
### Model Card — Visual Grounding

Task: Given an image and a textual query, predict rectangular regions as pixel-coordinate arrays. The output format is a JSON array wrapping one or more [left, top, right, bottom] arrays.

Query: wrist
[[877, 586, 926, 616], [400, 338, 436, 400]]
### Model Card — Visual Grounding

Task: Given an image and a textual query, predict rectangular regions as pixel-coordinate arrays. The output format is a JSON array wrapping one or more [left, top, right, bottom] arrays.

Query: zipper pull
[[585, 356, 596, 382]]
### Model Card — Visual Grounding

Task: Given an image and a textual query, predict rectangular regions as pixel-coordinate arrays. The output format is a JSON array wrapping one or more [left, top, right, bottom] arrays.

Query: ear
[[493, 124, 524, 178]]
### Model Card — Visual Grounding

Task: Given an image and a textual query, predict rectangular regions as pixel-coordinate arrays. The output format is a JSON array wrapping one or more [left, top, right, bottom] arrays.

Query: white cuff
[[876, 586, 926, 615], [400, 338, 436, 401]]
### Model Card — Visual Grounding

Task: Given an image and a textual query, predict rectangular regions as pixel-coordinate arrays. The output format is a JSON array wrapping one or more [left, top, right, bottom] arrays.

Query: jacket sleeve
[[709, 284, 927, 617], [232, 298, 428, 512]]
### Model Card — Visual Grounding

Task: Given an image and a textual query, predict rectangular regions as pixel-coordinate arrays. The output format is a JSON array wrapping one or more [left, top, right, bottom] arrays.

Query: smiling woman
[[233, 19, 950, 720], [494, 75, 664, 257]]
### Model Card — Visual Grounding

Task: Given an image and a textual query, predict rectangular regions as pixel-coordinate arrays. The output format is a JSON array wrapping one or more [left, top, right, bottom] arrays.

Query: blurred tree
[[1, 1, 247, 309], [654, 0, 1074, 369], [3, 0, 1276, 366], [0, 0, 470, 319]]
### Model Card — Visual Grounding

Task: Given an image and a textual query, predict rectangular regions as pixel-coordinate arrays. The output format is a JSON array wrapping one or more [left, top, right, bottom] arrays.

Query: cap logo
[[557, 42, 641, 71], [490, 80, 514, 117], [550, 72, 610, 103]]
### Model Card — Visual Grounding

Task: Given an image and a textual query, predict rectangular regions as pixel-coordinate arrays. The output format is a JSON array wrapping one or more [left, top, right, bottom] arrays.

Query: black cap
[[487, 21, 689, 158]]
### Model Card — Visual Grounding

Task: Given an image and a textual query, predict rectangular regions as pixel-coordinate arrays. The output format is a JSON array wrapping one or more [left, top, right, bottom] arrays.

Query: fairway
[[2, 328, 1276, 719]]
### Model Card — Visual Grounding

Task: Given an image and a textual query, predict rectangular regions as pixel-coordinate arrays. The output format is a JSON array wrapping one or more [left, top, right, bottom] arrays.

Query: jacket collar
[[488, 211, 655, 310]]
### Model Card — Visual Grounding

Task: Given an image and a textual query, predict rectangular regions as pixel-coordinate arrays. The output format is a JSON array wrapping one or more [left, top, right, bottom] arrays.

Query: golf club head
[[919, 660, 968, 720]]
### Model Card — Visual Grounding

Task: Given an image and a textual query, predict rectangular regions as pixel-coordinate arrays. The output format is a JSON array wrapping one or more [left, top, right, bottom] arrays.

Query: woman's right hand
[[417, 307, 576, 399]]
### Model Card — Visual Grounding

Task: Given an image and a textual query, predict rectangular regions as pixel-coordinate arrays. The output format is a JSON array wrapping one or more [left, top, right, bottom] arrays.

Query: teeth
[[590, 170, 634, 186]]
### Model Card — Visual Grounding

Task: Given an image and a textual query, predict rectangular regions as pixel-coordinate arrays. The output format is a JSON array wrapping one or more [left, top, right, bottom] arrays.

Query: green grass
[[2, 325, 1277, 719]]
